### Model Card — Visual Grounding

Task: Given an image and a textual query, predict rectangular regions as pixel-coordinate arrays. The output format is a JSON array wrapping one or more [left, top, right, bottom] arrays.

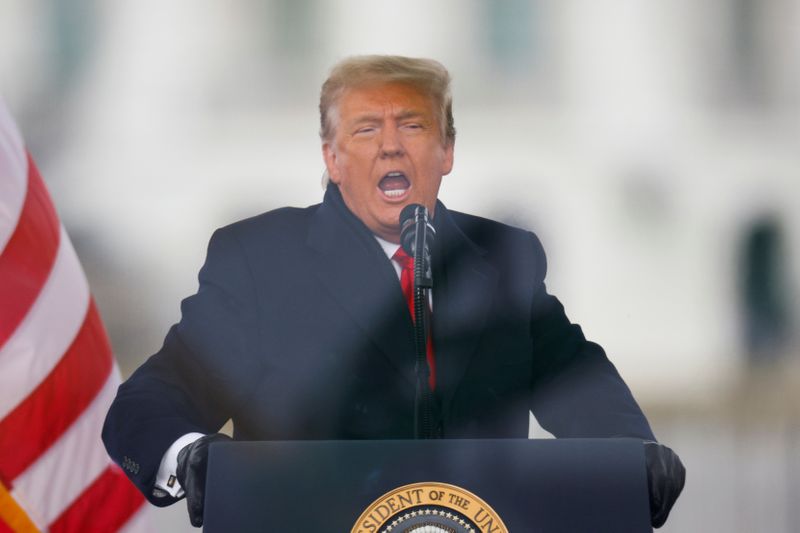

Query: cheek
[[425, 149, 450, 178], [341, 144, 376, 171]]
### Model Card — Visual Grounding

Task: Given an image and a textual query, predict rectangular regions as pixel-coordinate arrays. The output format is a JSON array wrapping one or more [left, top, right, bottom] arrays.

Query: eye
[[354, 126, 376, 135], [401, 123, 423, 132]]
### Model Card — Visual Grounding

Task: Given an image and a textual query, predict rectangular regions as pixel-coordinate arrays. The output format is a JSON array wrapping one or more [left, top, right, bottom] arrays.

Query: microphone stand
[[404, 206, 436, 439], [413, 274, 434, 438]]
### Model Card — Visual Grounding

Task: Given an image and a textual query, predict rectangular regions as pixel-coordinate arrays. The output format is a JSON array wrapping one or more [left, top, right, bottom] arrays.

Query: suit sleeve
[[102, 227, 261, 505], [526, 233, 656, 440]]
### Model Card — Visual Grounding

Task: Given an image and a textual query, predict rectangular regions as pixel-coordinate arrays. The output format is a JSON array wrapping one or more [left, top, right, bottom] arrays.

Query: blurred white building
[[2, 2, 799, 531]]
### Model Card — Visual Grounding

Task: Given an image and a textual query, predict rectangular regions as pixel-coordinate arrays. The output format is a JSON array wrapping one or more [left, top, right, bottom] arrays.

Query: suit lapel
[[307, 186, 418, 387], [305, 187, 499, 412], [432, 205, 498, 419]]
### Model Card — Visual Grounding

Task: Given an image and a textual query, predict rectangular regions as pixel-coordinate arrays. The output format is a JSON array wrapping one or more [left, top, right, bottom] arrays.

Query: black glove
[[176, 433, 232, 527], [644, 441, 686, 528]]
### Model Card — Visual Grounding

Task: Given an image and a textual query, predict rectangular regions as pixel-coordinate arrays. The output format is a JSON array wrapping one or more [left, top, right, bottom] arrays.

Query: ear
[[322, 142, 341, 184], [441, 141, 454, 176]]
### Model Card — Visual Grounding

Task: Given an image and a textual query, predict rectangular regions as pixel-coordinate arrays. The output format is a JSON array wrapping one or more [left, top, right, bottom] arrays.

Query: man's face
[[322, 82, 454, 243]]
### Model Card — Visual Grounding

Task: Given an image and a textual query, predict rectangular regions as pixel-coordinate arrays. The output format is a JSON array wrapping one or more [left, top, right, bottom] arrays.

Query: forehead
[[336, 83, 435, 122]]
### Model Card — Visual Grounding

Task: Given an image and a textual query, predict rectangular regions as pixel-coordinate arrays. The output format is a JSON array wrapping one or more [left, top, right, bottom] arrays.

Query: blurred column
[[316, 0, 469, 70], [738, 215, 791, 365]]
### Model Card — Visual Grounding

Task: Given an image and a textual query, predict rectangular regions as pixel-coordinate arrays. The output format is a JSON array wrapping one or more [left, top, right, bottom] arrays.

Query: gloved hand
[[644, 440, 686, 528], [176, 433, 232, 527]]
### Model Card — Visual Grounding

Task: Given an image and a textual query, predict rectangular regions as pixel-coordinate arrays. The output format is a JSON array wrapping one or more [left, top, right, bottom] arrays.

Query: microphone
[[399, 204, 435, 288], [399, 204, 438, 438]]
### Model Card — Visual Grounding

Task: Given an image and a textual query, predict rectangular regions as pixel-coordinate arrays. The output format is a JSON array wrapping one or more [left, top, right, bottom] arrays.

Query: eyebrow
[[395, 110, 425, 121], [348, 109, 426, 126]]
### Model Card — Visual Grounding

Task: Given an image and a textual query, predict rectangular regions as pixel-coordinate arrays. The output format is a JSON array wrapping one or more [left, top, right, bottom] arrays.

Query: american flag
[[0, 100, 148, 532]]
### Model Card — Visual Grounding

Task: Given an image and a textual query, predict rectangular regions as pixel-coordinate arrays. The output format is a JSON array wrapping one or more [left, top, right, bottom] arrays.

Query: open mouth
[[378, 172, 411, 198]]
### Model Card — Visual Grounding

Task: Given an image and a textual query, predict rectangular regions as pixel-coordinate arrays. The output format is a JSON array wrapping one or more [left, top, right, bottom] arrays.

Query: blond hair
[[319, 55, 456, 146]]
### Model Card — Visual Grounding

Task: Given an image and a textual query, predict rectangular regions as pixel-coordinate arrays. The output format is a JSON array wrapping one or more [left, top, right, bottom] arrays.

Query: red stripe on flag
[[0, 153, 60, 350], [49, 465, 144, 533], [0, 300, 112, 483]]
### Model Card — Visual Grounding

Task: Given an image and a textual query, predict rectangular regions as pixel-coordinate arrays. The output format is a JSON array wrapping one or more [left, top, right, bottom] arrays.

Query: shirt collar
[[374, 235, 401, 261]]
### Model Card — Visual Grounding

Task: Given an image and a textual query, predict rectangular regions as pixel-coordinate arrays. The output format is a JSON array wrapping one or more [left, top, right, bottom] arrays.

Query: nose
[[379, 124, 404, 158]]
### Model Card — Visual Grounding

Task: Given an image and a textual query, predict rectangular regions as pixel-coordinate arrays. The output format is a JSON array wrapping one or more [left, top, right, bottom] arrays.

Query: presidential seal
[[352, 482, 507, 533]]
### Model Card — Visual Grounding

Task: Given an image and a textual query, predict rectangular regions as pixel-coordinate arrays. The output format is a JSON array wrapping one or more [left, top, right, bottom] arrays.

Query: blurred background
[[2, 0, 799, 530]]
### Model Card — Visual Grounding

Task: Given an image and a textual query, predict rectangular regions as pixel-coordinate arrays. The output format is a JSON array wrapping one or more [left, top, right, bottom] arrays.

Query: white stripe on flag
[[0, 226, 90, 419], [0, 98, 27, 254], [11, 369, 121, 526]]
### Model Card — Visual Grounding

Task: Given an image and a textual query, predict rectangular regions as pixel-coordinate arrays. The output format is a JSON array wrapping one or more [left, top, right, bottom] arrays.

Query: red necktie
[[393, 248, 436, 390]]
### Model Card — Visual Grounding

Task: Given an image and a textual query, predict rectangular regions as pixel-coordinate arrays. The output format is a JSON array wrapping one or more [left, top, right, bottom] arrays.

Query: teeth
[[386, 171, 404, 177], [384, 189, 407, 197]]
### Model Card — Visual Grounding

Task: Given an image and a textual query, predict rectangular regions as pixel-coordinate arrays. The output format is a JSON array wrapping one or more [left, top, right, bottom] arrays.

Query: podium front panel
[[204, 438, 651, 532]]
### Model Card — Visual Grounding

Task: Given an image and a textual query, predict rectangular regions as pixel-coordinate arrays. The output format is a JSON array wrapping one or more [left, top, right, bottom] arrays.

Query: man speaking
[[103, 55, 684, 528]]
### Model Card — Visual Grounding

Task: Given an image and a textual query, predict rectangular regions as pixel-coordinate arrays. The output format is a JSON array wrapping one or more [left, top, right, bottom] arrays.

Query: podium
[[204, 438, 652, 532]]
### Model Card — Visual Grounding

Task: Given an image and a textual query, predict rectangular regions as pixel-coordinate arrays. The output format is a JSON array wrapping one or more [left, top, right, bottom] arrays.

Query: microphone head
[[399, 204, 428, 256], [399, 203, 436, 288]]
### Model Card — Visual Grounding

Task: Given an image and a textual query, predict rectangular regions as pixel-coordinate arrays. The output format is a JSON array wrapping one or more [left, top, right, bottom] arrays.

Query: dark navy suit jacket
[[102, 184, 654, 505]]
